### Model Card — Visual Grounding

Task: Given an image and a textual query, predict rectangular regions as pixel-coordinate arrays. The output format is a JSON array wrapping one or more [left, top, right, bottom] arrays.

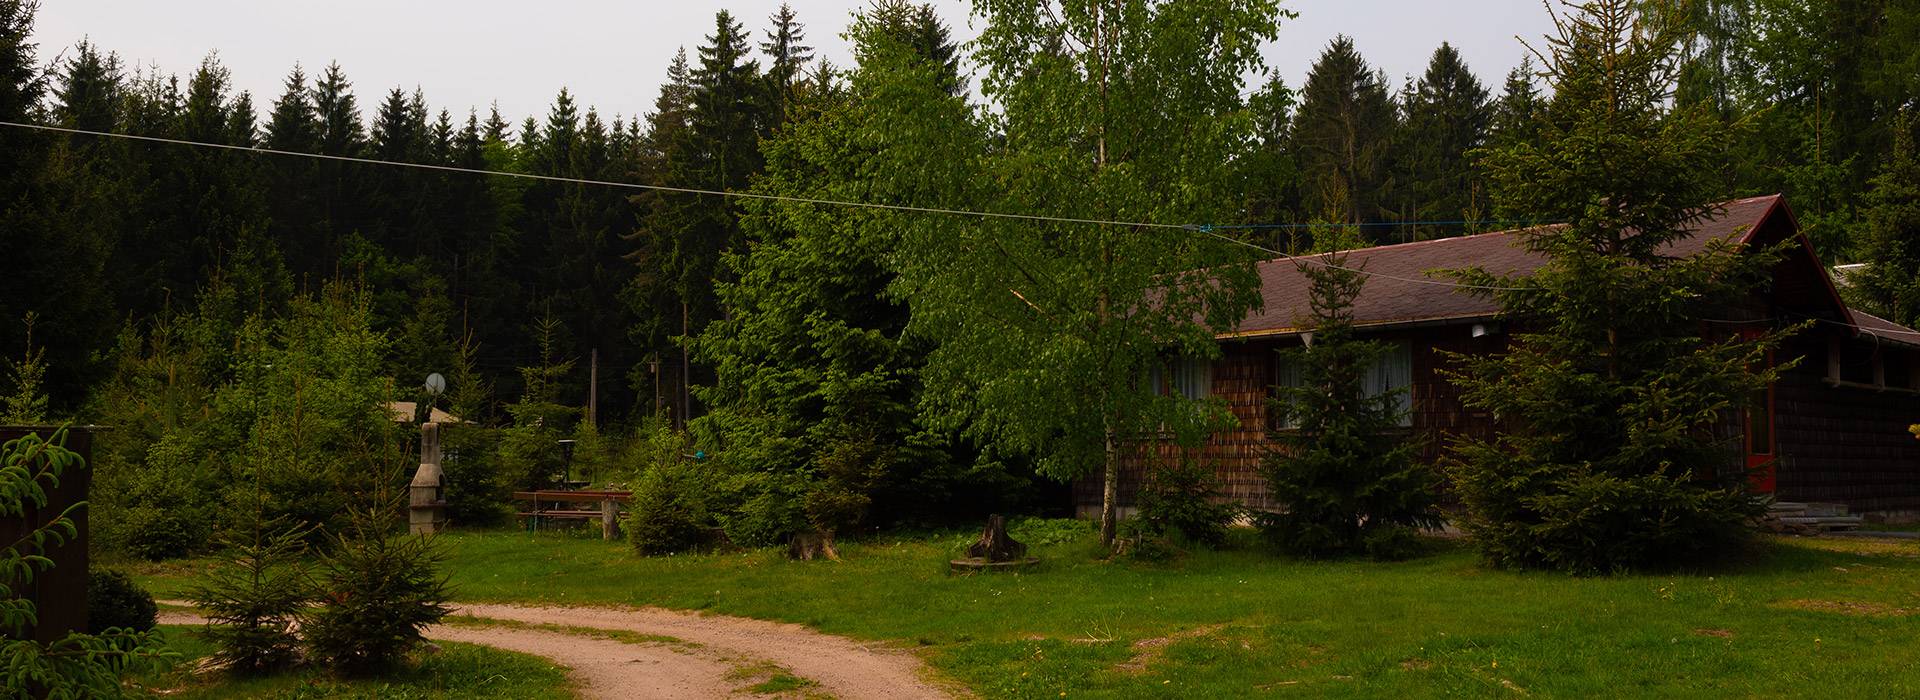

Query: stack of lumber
[[1766, 501, 1864, 532]]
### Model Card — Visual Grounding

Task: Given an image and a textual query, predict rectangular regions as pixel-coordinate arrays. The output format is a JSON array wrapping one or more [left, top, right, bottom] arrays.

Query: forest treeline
[[1, 0, 1917, 555]]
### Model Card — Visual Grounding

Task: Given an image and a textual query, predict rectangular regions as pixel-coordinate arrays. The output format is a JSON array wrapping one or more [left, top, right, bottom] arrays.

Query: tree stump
[[950, 515, 1039, 573], [966, 514, 1027, 562], [788, 530, 840, 561]]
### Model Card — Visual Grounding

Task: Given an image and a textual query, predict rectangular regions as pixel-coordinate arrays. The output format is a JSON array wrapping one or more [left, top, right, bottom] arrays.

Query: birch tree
[[895, 0, 1286, 548]]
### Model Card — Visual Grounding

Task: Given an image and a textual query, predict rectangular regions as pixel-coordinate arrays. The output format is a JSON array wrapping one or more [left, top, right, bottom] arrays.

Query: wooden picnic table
[[512, 490, 633, 540]]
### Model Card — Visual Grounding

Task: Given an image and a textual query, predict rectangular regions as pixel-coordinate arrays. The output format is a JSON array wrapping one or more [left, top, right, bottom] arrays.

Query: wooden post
[[588, 348, 599, 426], [600, 498, 618, 541]]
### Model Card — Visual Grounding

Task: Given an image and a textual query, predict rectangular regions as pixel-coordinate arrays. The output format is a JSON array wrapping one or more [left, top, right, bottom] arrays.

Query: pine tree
[[1399, 43, 1492, 239], [1, 313, 48, 423], [1241, 76, 1300, 248], [692, 2, 1009, 542], [263, 65, 328, 278], [1261, 254, 1438, 559], [1446, 0, 1783, 574], [761, 3, 813, 130], [866, 0, 963, 96], [1292, 36, 1399, 237], [313, 62, 367, 264], [1488, 55, 1544, 154], [1852, 110, 1920, 326]]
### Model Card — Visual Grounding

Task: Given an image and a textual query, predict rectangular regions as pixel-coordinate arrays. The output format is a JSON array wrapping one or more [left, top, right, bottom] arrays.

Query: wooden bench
[[512, 490, 633, 540]]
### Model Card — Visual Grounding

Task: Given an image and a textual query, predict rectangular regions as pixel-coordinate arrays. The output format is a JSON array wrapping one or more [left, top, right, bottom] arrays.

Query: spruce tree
[[1242, 76, 1300, 247], [1261, 253, 1438, 559], [1291, 36, 1399, 238], [866, 0, 962, 96], [1488, 55, 1544, 155], [1399, 43, 1492, 238], [691, 2, 1003, 542], [760, 3, 813, 130], [1446, 0, 1784, 574]]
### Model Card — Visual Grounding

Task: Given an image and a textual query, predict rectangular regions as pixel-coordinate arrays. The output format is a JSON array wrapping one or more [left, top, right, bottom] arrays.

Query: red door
[[1745, 339, 1777, 493]]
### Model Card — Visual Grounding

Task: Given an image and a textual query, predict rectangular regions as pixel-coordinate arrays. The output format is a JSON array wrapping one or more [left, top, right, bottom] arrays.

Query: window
[[1271, 340, 1414, 429], [1147, 354, 1212, 400]]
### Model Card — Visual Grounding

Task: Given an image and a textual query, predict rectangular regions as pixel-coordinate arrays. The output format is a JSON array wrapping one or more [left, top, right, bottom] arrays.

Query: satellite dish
[[423, 373, 447, 396]]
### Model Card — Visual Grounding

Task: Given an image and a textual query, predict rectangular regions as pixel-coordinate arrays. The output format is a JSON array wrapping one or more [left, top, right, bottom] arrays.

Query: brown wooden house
[[1075, 195, 1920, 517]]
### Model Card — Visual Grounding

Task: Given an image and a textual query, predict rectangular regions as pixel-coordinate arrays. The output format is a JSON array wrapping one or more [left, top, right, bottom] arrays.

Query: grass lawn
[[127, 624, 574, 699], [130, 524, 1920, 699]]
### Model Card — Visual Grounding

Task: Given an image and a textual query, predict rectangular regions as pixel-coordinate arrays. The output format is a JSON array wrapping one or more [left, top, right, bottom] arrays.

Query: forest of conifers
[[1, 0, 1917, 555]]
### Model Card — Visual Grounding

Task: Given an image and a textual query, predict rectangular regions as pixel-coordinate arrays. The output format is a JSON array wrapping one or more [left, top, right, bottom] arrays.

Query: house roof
[[1221, 195, 1920, 347]]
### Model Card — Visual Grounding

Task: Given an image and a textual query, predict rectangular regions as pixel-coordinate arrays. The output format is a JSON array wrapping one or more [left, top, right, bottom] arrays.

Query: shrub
[[439, 423, 510, 526], [626, 460, 714, 555], [1136, 458, 1240, 547], [120, 503, 210, 561], [186, 516, 314, 674], [1007, 517, 1094, 547], [1453, 463, 1759, 573], [721, 474, 809, 549], [1115, 517, 1181, 562], [303, 509, 451, 676], [86, 567, 157, 634]]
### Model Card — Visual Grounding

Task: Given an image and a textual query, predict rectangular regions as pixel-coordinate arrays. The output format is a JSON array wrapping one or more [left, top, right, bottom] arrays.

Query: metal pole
[[588, 348, 599, 426]]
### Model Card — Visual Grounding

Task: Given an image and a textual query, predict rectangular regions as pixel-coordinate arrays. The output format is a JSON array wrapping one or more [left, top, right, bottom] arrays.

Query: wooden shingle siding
[[1774, 334, 1920, 511]]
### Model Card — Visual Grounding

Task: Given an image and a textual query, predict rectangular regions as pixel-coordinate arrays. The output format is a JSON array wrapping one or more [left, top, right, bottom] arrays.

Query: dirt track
[[158, 602, 954, 699]]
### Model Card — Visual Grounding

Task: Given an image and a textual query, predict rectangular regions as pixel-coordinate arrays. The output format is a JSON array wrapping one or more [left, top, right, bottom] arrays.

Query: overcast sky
[[34, 1, 1556, 126]]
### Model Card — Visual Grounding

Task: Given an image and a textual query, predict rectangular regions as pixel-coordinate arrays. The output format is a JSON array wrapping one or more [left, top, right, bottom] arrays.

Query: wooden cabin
[[1075, 195, 1920, 517]]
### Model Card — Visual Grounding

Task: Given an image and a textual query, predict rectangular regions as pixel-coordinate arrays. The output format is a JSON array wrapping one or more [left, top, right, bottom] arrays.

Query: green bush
[[721, 473, 809, 549], [1115, 517, 1181, 563], [1136, 459, 1240, 547], [1007, 517, 1094, 547], [304, 512, 452, 676], [187, 516, 315, 674], [440, 424, 511, 526], [120, 503, 210, 561], [626, 460, 714, 555], [86, 567, 157, 633], [1452, 461, 1760, 573]]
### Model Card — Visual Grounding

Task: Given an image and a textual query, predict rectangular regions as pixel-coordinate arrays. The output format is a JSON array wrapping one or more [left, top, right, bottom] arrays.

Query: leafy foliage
[[1, 429, 172, 698], [1261, 253, 1440, 559], [1446, 0, 1781, 573], [900, 0, 1284, 548]]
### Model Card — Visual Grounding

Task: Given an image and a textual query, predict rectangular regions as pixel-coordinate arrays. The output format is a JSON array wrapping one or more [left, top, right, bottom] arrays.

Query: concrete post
[[409, 422, 448, 535]]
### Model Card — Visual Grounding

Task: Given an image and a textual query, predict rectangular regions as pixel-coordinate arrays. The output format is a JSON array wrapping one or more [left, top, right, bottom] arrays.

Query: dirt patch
[[1114, 623, 1226, 675], [160, 602, 957, 699], [1774, 599, 1914, 617], [1692, 628, 1734, 638], [454, 603, 954, 699], [434, 624, 746, 699]]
